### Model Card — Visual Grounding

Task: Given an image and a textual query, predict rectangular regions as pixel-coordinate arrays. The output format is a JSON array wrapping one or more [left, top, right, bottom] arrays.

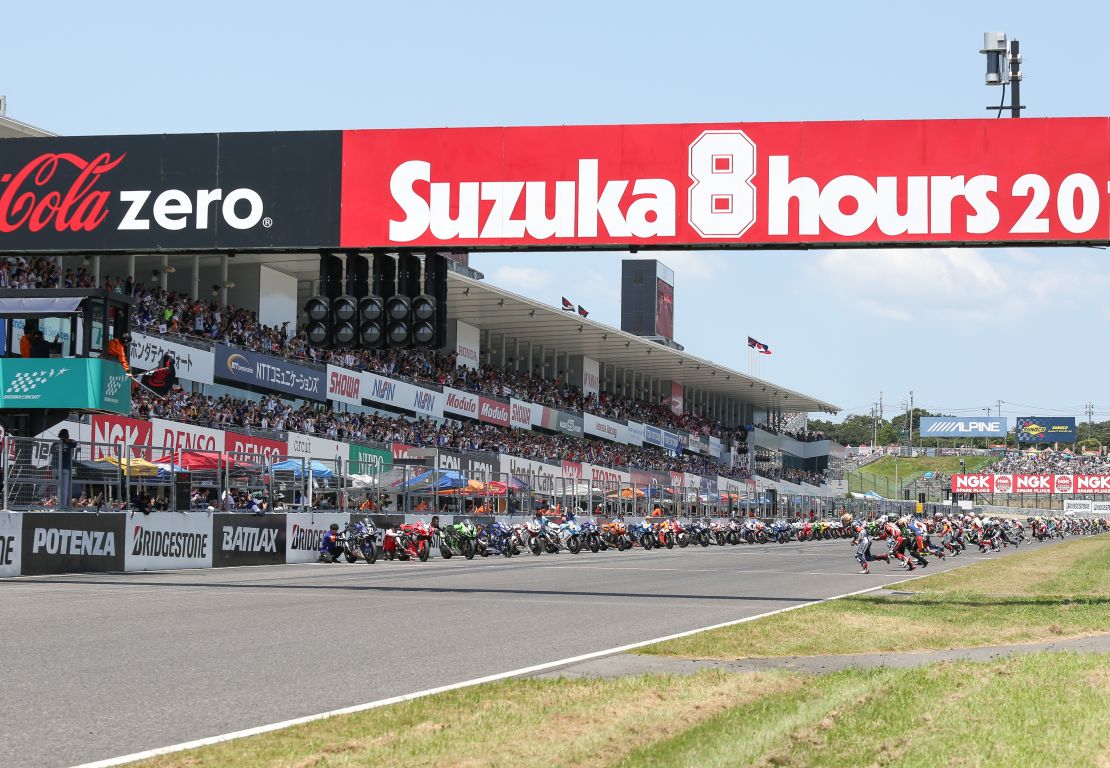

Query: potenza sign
[[5, 119, 1110, 254]]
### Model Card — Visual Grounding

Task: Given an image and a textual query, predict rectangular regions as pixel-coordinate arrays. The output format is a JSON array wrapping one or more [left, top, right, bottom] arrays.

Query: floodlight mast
[[981, 32, 1024, 117]]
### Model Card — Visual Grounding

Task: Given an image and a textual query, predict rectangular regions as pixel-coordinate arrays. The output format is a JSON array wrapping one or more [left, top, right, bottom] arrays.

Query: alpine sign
[[919, 417, 1008, 438], [2, 119, 1109, 253]]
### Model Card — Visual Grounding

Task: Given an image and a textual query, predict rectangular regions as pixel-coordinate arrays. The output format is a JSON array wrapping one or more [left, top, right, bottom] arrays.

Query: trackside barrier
[[5, 509, 1107, 577]]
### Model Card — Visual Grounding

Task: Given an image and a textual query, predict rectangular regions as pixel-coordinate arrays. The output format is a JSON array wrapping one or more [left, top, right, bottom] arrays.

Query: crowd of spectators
[[6, 261, 771, 481], [753, 463, 827, 486], [132, 388, 753, 481], [121, 278, 743, 443], [1, 264, 744, 444], [987, 450, 1110, 475], [754, 422, 827, 443]]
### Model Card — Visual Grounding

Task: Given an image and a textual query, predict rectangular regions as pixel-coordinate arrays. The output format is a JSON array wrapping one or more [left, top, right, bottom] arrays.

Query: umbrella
[[437, 479, 487, 496], [605, 487, 645, 499], [96, 456, 160, 477]]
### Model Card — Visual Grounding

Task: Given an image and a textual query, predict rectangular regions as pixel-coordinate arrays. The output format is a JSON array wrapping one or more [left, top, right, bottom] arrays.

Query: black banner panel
[[21, 512, 126, 575], [0, 132, 341, 252], [211, 513, 286, 567]]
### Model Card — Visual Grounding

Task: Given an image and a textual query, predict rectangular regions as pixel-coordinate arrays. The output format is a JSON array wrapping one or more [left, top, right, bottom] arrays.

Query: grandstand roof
[[445, 271, 839, 415]]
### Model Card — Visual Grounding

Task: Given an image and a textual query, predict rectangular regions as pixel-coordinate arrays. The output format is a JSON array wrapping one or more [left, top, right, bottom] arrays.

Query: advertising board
[[215, 344, 326, 402], [21, 512, 126, 575], [130, 332, 215, 384], [285, 513, 349, 564], [1015, 417, 1078, 444], [4, 120, 1110, 254], [919, 417, 1008, 438], [211, 513, 286, 567], [125, 512, 213, 571], [0, 513, 21, 577]]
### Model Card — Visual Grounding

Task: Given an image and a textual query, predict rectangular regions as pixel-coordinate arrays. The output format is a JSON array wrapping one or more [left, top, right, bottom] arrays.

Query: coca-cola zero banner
[[0, 132, 341, 252]]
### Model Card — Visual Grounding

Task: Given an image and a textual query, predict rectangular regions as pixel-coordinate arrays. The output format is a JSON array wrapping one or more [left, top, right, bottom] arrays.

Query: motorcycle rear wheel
[[440, 544, 453, 559]]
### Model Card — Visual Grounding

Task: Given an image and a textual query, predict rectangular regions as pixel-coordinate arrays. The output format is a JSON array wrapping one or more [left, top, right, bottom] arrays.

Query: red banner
[[90, 414, 152, 460], [477, 396, 510, 427], [224, 431, 286, 461], [952, 473, 1110, 494], [340, 118, 1110, 249]]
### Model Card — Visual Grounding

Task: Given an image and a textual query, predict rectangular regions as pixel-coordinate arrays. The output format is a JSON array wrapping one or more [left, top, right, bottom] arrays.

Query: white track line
[[73, 541, 1039, 768], [73, 581, 890, 768]]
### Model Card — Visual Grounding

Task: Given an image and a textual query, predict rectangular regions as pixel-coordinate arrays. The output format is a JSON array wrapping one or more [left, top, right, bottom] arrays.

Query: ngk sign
[[951, 474, 996, 493], [91, 415, 152, 460], [952, 473, 1110, 494]]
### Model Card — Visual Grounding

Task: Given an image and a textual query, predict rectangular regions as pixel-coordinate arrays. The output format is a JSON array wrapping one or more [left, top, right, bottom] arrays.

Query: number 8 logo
[[688, 130, 757, 238]]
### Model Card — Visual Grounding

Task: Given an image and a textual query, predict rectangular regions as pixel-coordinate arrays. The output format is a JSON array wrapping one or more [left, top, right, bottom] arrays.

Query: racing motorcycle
[[384, 521, 433, 562], [438, 519, 477, 559], [578, 519, 602, 553], [475, 520, 516, 557], [341, 518, 378, 564]]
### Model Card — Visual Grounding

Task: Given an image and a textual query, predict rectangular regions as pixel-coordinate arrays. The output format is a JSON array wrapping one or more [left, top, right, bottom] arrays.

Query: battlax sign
[[2, 119, 1109, 252]]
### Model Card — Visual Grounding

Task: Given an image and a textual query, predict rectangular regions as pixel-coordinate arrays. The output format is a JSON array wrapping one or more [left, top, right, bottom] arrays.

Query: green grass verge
[[616, 653, 1110, 768], [639, 537, 1110, 659], [134, 653, 1110, 768], [847, 455, 996, 495]]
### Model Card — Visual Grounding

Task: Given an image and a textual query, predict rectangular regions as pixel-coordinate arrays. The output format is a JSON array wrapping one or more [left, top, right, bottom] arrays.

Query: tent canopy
[[271, 459, 335, 479], [96, 456, 160, 477], [391, 469, 468, 492]]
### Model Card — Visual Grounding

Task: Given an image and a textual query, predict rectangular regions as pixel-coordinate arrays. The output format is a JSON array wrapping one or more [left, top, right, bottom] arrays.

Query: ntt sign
[[919, 417, 1008, 438]]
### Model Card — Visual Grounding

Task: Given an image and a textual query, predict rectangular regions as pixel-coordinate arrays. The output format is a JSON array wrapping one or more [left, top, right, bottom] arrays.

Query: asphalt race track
[[0, 538, 1049, 768]]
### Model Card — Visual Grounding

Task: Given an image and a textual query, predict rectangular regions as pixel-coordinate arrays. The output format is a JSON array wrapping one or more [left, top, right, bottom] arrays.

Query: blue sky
[[5, 0, 1109, 421]]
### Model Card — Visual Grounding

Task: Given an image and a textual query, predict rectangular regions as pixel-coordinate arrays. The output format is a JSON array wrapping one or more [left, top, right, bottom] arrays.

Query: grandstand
[[3, 251, 845, 510]]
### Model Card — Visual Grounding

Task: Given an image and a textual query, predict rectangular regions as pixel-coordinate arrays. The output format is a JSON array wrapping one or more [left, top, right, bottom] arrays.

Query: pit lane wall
[[0, 511, 379, 577]]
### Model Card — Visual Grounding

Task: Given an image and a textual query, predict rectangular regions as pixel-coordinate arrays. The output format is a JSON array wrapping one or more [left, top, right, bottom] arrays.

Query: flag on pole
[[577, 305, 589, 318], [561, 297, 574, 311], [747, 336, 772, 355]]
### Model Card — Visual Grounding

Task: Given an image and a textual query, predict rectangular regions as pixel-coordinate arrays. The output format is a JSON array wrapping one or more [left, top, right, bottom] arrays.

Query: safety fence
[[0, 437, 381, 514], [4, 435, 963, 525]]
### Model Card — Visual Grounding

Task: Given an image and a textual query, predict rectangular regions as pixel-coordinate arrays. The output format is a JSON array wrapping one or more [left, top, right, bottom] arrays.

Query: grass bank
[[135, 653, 1109, 768], [639, 536, 1110, 659]]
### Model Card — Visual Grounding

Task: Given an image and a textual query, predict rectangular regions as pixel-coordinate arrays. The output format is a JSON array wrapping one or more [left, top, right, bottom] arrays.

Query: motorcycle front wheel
[[462, 539, 475, 560], [418, 541, 430, 562], [363, 542, 378, 564], [567, 535, 581, 555]]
